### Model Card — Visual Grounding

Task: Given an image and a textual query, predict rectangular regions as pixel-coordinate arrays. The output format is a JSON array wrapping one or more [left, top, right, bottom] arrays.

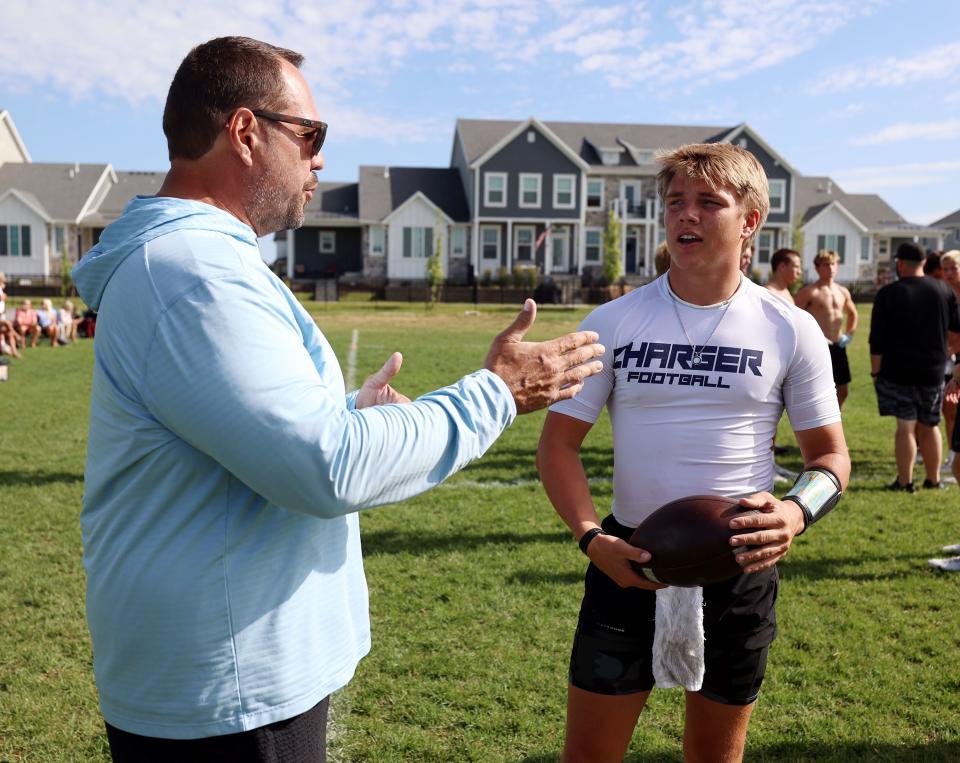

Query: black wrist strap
[[578, 527, 606, 555], [783, 467, 842, 533]]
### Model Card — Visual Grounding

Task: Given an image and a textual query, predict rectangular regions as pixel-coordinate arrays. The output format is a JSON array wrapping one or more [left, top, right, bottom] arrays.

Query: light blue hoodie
[[73, 196, 515, 739]]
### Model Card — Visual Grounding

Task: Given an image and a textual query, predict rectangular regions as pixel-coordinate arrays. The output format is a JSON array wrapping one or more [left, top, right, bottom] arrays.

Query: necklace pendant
[[691, 352, 703, 366]]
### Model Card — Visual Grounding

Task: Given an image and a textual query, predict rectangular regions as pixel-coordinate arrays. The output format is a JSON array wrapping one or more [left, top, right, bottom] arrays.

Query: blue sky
[[2, 0, 959, 261]]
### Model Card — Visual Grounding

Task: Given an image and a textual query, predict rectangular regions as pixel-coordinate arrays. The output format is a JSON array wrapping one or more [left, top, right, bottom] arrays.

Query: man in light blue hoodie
[[73, 36, 605, 761]]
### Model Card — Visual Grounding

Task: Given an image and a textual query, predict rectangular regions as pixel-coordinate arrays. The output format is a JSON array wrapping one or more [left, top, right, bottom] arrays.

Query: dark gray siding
[[735, 134, 792, 225], [478, 127, 580, 219], [294, 226, 362, 277], [450, 132, 474, 217]]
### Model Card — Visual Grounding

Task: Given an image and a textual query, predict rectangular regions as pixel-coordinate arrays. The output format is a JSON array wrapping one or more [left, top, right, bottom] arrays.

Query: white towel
[[652, 585, 705, 691]]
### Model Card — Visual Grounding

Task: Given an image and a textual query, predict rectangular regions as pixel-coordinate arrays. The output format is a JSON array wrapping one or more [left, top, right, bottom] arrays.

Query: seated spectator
[[13, 300, 40, 348], [78, 308, 97, 339], [36, 298, 59, 347], [58, 300, 82, 344], [0, 272, 22, 354]]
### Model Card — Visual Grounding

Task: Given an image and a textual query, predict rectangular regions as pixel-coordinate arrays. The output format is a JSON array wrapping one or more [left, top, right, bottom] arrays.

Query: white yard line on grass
[[345, 329, 359, 392]]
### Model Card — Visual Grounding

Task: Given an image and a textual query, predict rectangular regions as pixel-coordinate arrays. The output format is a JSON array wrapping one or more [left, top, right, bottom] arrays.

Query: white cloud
[[852, 119, 960, 146], [809, 41, 960, 95]]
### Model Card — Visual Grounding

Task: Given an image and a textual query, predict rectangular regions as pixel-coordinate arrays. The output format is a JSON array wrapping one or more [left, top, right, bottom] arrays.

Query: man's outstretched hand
[[484, 299, 604, 414], [355, 352, 412, 409]]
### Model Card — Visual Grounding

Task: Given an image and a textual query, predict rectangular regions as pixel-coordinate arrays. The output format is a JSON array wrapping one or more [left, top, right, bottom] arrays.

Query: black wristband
[[578, 527, 606, 555]]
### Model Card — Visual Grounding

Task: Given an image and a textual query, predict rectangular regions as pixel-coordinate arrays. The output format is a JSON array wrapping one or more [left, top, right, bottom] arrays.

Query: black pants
[[105, 697, 329, 763]]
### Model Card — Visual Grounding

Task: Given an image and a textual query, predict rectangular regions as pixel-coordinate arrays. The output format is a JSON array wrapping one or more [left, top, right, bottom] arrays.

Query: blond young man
[[795, 251, 858, 408], [538, 143, 849, 762], [765, 248, 802, 304]]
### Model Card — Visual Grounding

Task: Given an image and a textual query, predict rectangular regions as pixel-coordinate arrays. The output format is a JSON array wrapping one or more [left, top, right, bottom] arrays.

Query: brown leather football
[[628, 495, 752, 587]]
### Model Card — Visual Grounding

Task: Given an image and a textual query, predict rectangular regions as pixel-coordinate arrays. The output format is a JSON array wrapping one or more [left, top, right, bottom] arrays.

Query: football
[[628, 495, 753, 587]]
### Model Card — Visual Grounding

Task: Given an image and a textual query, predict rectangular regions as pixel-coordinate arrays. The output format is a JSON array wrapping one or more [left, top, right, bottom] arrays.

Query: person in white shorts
[[538, 142, 851, 762]]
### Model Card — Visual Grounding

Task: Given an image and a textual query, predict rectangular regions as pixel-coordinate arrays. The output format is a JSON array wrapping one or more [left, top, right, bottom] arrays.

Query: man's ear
[[225, 108, 257, 167], [742, 209, 761, 240]]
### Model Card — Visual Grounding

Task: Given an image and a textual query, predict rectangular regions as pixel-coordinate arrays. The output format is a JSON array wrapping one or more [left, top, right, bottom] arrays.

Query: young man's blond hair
[[814, 249, 839, 267], [656, 142, 770, 233]]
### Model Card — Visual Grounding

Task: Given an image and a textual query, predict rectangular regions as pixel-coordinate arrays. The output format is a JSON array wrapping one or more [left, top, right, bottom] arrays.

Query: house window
[[402, 226, 433, 258], [621, 181, 643, 217], [585, 229, 602, 262], [481, 226, 500, 261], [860, 236, 871, 262], [553, 174, 576, 209], [586, 180, 603, 209], [451, 227, 466, 258], [527, 131, 535, 143], [600, 149, 621, 166], [877, 238, 890, 259], [0, 224, 29, 257], [54, 225, 66, 255], [768, 179, 786, 214], [756, 230, 774, 264], [370, 226, 385, 257], [484, 172, 507, 207], [515, 226, 534, 261], [319, 231, 336, 253], [816, 234, 846, 264], [635, 149, 655, 164], [519, 174, 541, 208]]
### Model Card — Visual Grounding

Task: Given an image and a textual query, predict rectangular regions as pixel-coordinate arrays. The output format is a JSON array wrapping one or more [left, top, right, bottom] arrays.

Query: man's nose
[[311, 151, 324, 172]]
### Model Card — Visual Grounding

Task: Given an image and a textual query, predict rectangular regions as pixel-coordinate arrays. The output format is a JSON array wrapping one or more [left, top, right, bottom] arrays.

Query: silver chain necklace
[[668, 283, 737, 366]]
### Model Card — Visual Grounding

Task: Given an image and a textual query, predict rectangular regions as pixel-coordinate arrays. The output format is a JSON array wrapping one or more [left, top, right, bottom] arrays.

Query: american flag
[[535, 224, 552, 250]]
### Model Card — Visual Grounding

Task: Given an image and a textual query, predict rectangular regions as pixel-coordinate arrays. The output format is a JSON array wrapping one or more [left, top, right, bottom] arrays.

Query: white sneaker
[[928, 556, 960, 572], [941, 544, 960, 554]]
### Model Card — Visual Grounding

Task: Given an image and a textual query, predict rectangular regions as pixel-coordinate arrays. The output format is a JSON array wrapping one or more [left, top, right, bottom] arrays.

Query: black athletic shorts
[[875, 377, 943, 427], [569, 515, 777, 706], [105, 697, 328, 763], [828, 343, 852, 386]]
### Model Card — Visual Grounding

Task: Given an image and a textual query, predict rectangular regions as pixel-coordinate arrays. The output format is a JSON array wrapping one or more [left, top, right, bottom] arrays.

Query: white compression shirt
[[551, 274, 841, 527]]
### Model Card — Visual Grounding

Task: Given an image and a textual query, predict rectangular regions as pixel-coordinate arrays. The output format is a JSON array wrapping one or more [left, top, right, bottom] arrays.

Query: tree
[[425, 222, 444, 308], [602, 208, 622, 285], [59, 230, 73, 298]]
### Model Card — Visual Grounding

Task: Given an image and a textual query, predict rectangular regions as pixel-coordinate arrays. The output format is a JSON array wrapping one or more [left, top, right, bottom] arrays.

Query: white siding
[[0, 118, 29, 164], [801, 207, 864, 283], [0, 195, 48, 277], [386, 197, 449, 280]]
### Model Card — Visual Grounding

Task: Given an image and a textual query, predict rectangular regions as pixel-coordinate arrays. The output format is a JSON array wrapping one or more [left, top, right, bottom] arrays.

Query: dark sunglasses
[[252, 110, 327, 155]]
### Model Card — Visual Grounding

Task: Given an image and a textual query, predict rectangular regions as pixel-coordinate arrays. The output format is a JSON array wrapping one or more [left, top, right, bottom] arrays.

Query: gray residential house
[[284, 117, 803, 286], [934, 208, 960, 251]]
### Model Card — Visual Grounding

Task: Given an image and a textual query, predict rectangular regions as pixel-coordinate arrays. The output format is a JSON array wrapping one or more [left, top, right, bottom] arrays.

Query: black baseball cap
[[895, 242, 925, 262]]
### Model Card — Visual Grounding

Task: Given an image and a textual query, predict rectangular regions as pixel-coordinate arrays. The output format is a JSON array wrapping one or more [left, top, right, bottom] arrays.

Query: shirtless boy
[[765, 248, 802, 304], [795, 250, 858, 408]]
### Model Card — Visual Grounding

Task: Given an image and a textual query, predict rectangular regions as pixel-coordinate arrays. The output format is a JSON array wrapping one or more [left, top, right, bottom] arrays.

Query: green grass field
[[2, 301, 960, 762]]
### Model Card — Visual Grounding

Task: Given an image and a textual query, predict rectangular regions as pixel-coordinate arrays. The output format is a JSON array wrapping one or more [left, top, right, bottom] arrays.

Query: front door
[[625, 230, 638, 274], [551, 228, 569, 272]]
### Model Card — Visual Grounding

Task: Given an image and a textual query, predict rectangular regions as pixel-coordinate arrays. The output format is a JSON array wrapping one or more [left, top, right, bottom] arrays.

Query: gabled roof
[[0, 162, 114, 222], [795, 176, 907, 229], [934, 208, 960, 227], [302, 181, 359, 224], [0, 188, 51, 221], [359, 166, 469, 223], [382, 191, 453, 225], [455, 118, 731, 169], [716, 123, 798, 175], [0, 109, 31, 163], [802, 199, 868, 233], [80, 170, 164, 226], [469, 117, 590, 171]]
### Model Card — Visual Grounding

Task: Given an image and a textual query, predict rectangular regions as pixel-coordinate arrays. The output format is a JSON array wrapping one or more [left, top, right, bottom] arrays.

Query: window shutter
[[0, 226, 6, 256], [424, 228, 433, 259], [403, 227, 411, 258], [837, 236, 846, 263], [21, 225, 30, 256], [817, 235, 825, 252]]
